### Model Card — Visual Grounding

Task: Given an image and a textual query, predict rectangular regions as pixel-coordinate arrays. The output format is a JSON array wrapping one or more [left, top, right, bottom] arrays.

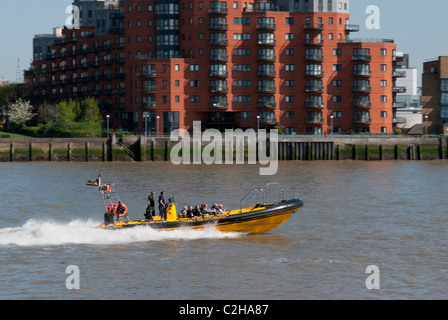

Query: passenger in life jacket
[[116, 201, 127, 219]]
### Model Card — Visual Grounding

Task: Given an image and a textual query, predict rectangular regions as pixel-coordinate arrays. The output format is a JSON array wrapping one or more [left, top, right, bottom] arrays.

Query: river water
[[1, 160, 447, 300]]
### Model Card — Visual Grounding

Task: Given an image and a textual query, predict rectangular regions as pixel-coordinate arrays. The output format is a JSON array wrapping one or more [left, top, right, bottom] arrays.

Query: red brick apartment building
[[25, 0, 402, 135]]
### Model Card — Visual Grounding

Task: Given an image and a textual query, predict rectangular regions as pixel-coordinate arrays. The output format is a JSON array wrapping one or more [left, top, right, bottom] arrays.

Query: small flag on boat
[[86, 174, 102, 186]]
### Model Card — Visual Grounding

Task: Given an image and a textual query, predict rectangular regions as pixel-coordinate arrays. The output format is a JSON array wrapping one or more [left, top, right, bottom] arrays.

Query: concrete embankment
[[0, 135, 447, 162]]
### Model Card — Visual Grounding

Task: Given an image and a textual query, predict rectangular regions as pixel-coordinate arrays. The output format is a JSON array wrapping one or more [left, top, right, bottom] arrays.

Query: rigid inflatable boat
[[90, 176, 304, 235]]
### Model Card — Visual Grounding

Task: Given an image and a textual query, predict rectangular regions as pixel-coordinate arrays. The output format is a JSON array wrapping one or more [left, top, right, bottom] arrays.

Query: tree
[[8, 99, 35, 126]]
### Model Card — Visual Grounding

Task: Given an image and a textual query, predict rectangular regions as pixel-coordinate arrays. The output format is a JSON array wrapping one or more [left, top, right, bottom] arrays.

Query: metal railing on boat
[[240, 182, 285, 211]]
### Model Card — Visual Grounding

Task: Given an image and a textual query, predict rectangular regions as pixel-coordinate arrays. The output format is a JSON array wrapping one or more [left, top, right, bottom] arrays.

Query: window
[[381, 49, 387, 56], [190, 64, 199, 71], [175, 80, 180, 87], [233, 48, 251, 56], [234, 33, 251, 40], [190, 96, 200, 103], [175, 96, 180, 103], [380, 80, 387, 87], [381, 111, 387, 118], [285, 18, 294, 25], [233, 64, 251, 71], [190, 80, 199, 87], [381, 64, 387, 72], [286, 48, 294, 56], [333, 49, 342, 56], [381, 127, 387, 133], [333, 96, 342, 102], [233, 80, 251, 87], [285, 96, 294, 103], [234, 17, 251, 25], [234, 96, 251, 103], [285, 64, 294, 71], [333, 80, 342, 87], [285, 80, 294, 87], [286, 111, 294, 118], [333, 64, 342, 71], [174, 64, 180, 71], [238, 111, 251, 119], [381, 95, 387, 102], [285, 33, 294, 40], [333, 111, 342, 118], [329, 33, 333, 40]]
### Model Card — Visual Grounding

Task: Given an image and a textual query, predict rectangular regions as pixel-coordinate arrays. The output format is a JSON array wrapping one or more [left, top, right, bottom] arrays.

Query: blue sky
[[0, 0, 447, 84]]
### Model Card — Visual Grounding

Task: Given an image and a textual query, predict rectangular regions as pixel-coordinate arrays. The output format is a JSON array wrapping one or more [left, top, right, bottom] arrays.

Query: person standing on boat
[[159, 191, 167, 218], [145, 191, 156, 219]]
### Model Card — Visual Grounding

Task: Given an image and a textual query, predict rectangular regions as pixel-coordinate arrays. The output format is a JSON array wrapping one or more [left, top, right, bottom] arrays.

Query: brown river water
[[1, 160, 447, 300]]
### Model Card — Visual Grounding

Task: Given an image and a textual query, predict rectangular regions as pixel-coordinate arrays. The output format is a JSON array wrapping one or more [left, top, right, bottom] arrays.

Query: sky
[[0, 0, 447, 84]]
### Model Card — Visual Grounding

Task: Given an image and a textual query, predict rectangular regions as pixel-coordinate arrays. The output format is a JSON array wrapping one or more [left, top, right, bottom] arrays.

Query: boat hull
[[97, 198, 303, 235]]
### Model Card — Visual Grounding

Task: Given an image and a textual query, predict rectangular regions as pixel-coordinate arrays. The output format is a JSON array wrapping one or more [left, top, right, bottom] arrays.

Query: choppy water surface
[[1, 161, 448, 300]]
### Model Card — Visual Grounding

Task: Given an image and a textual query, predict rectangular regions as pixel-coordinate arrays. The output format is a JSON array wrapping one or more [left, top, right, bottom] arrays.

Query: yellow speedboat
[[91, 178, 304, 235]]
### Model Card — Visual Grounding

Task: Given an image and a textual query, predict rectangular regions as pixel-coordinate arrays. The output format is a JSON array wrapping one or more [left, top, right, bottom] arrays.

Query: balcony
[[305, 101, 324, 109], [256, 23, 276, 31], [305, 85, 324, 93], [304, 23, 324, 31], [209, 70, 228, 77], [352, 70, 372, 77], [352, 101, 372, 109], [305, 54, 324, 62], [210, 85, 228, 93], [393, 86, 407, 93], [352, 54, 372, 62], [257, 39, 276, 46], [209, 39, 228, 46], [141, 101, 157, 110], [393, 117, 406, 124], [393, 70, 406, 78], [345, 24, 360, 32], [305, 116, 324, 124], [209, 7, 228, 14], [257, 85, 276, 93], [209, 54, 228, 62], [352, 116, 372, 124], [257, 54, 276, 62], [352, 86, 371, 93], [209, 23, 228, 31], [139, 70, 157, 78], [209, 102, 229, 110], [142, 86, 157, 93], [257, 70, 276, 77], [257, 101, 276, 109], [259, 117, 276, 125], [305, 70, 324, 78], [304, 39, 324, 47]]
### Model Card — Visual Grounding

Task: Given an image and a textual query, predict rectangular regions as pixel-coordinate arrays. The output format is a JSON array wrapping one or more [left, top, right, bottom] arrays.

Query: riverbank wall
[[0, 135, 447, 162]]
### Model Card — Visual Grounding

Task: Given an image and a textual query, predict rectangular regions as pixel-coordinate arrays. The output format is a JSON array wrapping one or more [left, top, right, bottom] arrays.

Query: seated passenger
[[180, 206, 188, 218], [192, 205, 201, 217], [187, 205, 194, 218], [201, 203, 215, 215], [215, 204, 224, 214]]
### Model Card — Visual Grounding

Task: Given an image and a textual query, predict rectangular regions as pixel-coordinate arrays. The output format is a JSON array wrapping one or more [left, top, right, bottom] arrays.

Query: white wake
[[0, 219, 244, 247]]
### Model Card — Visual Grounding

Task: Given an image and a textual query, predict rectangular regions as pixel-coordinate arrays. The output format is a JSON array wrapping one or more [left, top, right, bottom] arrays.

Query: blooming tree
[[8, 99, 35, 126]]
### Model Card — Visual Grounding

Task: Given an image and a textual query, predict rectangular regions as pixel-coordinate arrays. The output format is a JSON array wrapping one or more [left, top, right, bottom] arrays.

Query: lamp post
[[257, 115, 260, 133], [425, 115, 428, 137], [106, 114, 110, 138], [143, 113, 148, 138], [156, 115, 160, 137], [330, 115, 334, 135]]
